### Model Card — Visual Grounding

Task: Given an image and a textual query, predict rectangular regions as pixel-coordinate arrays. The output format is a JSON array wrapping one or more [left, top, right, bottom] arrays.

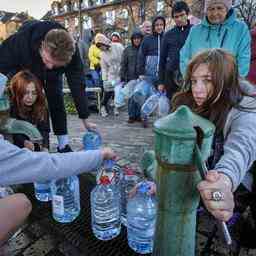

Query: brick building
[[0, 11, 32, 41], [46, 0, 197, 40]]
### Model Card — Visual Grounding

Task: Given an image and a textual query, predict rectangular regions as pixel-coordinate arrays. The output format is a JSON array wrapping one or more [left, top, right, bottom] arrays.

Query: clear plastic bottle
[[34, 181, 52, 202], [96, 160, 123, 186], [83, 130, 102, 150], [91, 175, 121, 240], [121, 167, 140, 226], [0, 186, 14, 198], [158, 92, 170, 117], [127, 181, 157, 254], [141, 94, 159, 119], [133, 80, 151, 105], [51, 175, 80, 223]]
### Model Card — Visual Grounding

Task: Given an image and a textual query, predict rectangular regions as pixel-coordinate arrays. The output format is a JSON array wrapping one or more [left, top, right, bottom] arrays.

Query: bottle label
[[53, 195, 64, 216]]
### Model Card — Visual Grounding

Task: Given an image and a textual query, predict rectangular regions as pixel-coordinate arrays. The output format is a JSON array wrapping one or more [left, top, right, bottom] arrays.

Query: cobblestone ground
[[2, 108, 256, 256]]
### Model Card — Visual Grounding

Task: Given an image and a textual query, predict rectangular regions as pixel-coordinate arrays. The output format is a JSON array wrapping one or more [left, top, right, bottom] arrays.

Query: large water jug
[[158, 92, 170, 117], [83, 130, 102, 150], [127, 181, 157, 254], [34, 181, 52, 202], [51, 175, 80, 223], [121, 166, 140, 226], [132, 80, 151, 105], [91, 175, 121, 240], [141, 94, 159, 118]]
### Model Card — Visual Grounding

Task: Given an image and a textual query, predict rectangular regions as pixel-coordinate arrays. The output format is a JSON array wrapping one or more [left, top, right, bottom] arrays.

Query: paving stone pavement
[[2, 109, 256, 256]]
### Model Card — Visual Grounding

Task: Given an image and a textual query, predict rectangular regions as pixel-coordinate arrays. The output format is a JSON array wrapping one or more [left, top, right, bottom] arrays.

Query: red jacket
[[247, 28, 256, 85]]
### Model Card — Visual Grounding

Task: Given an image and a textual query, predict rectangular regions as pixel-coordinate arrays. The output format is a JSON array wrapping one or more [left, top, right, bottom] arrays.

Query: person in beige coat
[[95, 33, 124, 116]]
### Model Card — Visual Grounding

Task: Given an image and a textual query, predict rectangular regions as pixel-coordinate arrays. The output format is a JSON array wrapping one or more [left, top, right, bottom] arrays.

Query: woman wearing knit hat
[[180, 0, 251, 78], [111, 32, 122, 43], [95, 33, 124, 117]]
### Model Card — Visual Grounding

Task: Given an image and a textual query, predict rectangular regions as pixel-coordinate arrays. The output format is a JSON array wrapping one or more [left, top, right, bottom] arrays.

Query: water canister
[[91, 175, 121, 240], [51, 175, 80, 223], [127, 181, 157, 254]]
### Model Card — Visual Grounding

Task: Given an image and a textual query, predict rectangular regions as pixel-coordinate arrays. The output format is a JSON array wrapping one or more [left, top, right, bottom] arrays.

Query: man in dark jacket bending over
[[0, 20, 96, 152]]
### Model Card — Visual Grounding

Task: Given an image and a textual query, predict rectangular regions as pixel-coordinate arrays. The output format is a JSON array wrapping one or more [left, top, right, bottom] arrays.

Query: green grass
[[64, 94, 77, 114]]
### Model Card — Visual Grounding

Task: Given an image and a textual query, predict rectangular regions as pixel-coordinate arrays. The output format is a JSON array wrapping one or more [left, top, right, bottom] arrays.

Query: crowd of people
[[1, 0, 256, 249]]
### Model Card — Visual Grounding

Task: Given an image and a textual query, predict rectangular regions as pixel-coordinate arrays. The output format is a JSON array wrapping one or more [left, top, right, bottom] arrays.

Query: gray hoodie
[[216, 83, 256, 191], [0, 135, 103, 186]]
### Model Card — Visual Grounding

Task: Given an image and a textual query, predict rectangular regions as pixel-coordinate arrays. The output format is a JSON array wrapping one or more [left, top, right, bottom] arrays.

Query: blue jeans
[[128, 95, 142, 119]]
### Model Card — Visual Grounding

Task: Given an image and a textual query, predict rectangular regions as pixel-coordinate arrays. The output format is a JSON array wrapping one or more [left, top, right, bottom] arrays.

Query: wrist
[[218, 172, 233, 191]]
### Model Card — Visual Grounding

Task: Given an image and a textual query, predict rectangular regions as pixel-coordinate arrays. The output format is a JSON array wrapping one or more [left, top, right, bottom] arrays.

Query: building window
[[64, 19, 69, 28], [75, 17, 79, 26], [105, 10, 115, 25], [73, 1, 79, 10], [63, 4, 68, 12], [83, 16, 92, 29], [120, 9, 128, 19], [53, 6, 59, 15], [82, 0, 89, 8], [157, 1, 165, 13]]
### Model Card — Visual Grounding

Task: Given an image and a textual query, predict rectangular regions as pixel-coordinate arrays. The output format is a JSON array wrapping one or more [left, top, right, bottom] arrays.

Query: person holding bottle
[[0, 72, 116, 247], [172, 49, 256, 222], [0, 20, 96, 153], [95, 33, 124, 117], [136, 16, 166, 127]]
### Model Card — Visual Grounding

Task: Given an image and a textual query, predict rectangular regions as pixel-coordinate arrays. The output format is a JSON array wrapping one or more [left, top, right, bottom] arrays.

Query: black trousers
[[164, 70, 181, 101], [43, 75, 67, 135], [102, 91, 114, 110]]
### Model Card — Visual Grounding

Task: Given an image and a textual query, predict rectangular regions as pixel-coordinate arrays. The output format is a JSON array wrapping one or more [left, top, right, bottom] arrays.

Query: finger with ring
[[211, 191, 224, 201]]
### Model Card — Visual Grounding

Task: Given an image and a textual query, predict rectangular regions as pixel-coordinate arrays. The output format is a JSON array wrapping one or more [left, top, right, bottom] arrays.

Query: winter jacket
[[0, 20, 89, 135], [88, 44, 101, 70], [101, 42, 124, 82], [215, 81, 256, 191], [247, 28, 256, 85], [137, 16, 166, 80], [0, 134, 103, 186], [119, 29, 143, 82], [180, 9, 251, 77], [159, 21, 192, 84]]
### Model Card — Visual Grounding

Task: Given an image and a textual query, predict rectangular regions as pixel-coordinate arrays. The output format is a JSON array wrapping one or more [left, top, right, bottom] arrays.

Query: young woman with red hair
[[9, 70, 50, 151]]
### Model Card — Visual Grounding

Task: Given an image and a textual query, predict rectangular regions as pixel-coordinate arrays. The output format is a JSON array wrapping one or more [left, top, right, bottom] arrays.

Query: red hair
[[10, 70, 47, 123]]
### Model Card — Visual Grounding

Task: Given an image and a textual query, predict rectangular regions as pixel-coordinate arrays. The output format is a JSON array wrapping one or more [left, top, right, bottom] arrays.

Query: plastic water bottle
[[91, 175, 121, 240], [133, 80, 151, 105], [121, 167, 140, 226], [83, 130, 102, 150], [158, 92, 170, 117], [96, 160, 123, 186], [34, 181, 52, 202], [127, 181, 157, 254], [51, 175, 80, 223], [0, 186, 14, 198], [141, 94, 159, 118]]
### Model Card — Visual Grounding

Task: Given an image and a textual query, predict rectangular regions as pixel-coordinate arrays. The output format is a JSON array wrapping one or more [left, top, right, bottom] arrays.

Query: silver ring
[[211, 191, 224, 201]]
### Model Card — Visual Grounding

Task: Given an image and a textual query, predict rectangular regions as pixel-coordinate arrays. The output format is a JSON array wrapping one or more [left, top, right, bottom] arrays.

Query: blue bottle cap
[[104, 159, 115, 170], [137, 182, 151, 194]]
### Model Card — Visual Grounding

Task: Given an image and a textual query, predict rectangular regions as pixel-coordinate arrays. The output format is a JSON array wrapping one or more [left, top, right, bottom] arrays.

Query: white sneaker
[[114, 107, 119, 116], [100, 106, 108, 117]]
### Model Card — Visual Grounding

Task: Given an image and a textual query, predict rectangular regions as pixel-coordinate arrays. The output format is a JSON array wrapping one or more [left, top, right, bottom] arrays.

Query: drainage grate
[[20, 174, 151, 256]]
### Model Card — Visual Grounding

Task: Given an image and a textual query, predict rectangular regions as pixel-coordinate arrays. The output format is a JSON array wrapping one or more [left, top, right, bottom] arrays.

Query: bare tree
[[234, 0, 256, 29]]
